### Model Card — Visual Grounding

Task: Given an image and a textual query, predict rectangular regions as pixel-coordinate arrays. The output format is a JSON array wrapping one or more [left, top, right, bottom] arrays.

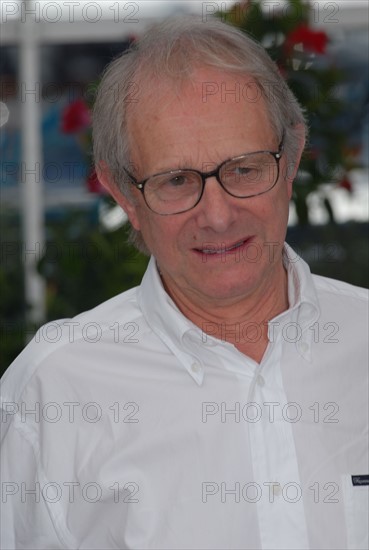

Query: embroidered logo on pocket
[[352, 475, 369, 486]]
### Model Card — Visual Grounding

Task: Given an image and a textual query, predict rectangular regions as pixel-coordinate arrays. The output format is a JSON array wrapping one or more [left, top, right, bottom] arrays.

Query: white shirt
[[1, 244, 368, 550]]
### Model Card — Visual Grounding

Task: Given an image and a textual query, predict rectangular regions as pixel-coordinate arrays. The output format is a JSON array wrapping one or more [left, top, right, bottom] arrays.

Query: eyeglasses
[[123, 138, 284, 216]]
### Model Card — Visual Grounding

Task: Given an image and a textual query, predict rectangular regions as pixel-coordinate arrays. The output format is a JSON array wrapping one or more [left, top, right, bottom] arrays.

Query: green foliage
[[38, 209, 149, 321], [0, 207, 148, 374], [0, 210, 28, 373], [219, 0, 358, 223], [286, 222, 369, 288]]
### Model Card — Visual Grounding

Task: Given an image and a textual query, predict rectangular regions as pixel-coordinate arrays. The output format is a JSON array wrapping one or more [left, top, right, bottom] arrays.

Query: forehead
[[130, 66, 270, 121], [126, 67, 274, 172]]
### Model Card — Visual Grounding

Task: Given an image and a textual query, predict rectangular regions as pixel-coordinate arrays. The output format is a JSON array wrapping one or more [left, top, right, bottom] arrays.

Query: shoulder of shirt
[[312, 273, 368, 303], [1, 285, 142, 403]]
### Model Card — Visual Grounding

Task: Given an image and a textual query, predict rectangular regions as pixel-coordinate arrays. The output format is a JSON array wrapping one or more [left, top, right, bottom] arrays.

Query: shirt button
[[257, 375, 265, 387], [191, 362, 201, 373]]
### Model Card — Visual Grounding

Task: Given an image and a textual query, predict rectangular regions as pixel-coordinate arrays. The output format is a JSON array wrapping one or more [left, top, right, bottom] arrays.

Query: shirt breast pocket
[[341, 474, 369, 550]]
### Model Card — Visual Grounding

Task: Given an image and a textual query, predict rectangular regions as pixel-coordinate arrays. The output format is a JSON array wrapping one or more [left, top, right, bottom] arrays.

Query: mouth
[[193, 237, 254, 257]]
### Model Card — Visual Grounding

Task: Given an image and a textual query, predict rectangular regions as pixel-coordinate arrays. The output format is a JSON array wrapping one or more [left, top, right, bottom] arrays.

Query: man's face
[[115, 68, 301, 307]]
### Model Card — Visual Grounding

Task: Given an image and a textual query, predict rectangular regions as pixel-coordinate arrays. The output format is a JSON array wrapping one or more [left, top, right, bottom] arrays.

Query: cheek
[[136, 213, 182, 256], [248, 185, 290, 234]]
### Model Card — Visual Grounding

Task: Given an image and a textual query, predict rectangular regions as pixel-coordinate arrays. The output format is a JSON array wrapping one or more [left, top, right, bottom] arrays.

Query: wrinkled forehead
[[126, 66, 271, 135]]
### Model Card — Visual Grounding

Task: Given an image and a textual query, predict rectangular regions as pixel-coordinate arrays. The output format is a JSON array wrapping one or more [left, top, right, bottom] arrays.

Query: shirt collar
[[138, 257, 206, 385], [279, 243, 321, 361], [138, 243, 321, 384]]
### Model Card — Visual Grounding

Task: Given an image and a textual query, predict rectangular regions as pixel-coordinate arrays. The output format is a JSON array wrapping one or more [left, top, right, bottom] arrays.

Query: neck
[[161, 262, 289, 363]]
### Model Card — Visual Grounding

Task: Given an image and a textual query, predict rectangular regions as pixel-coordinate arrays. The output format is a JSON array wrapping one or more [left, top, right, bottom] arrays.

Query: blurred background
[[1, 0, 368, 372]]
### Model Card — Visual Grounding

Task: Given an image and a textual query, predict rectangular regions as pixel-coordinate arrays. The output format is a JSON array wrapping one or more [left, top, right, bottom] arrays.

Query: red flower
[[276, 61, 287, 79], [338, 174, 352, 193], [285, 25, 328, 55], [61, 99, 91, 133], [86, 169, 106, 194]]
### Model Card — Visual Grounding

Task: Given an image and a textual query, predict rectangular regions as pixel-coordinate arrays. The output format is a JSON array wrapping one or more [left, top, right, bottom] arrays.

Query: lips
[[194, 237, 252, 255]]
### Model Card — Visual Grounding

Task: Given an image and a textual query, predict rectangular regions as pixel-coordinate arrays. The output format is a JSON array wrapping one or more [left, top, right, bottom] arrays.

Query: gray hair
[[93, 15, 306, 254]]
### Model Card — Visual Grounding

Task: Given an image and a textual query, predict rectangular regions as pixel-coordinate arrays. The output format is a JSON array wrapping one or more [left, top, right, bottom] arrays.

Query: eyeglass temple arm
[[122, 166, 143, 189]]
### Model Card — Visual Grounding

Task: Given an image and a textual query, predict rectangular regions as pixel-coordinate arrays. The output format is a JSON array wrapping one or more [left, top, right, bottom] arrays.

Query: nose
[[195, 176, 237, 232]]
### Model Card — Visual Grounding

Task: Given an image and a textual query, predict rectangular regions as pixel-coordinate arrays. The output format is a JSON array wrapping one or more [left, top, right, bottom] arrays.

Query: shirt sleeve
[[0, 410, 67, 549]]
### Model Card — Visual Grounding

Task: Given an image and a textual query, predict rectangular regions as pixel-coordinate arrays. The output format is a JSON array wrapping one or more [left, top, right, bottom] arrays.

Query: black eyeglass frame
[[123, 136, 285, 215]]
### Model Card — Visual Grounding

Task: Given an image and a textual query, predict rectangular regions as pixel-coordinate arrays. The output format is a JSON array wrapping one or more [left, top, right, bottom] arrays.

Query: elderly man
[[1, 16, 368, 550]]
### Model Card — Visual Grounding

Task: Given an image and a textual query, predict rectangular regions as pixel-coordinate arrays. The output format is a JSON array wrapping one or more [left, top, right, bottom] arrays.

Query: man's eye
[[233, 166, 253, 176], [166, 175, 187, 187], [226, 165, 256, 178]]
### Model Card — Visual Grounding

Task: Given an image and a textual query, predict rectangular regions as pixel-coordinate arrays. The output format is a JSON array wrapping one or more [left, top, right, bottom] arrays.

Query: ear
[[285, 123, 306, 199], [96, 163, 141, 231]]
